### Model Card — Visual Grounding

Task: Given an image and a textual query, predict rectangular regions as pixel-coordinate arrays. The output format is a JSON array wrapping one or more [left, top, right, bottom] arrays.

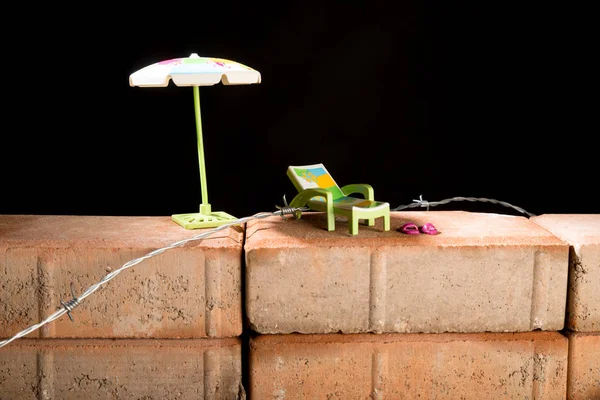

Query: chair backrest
[[287, 164, 345, 200]]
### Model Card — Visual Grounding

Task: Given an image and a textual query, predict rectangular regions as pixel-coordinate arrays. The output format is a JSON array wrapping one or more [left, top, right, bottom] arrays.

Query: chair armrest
[[289, 188, 333, 209], [341, 184, 374, 201]]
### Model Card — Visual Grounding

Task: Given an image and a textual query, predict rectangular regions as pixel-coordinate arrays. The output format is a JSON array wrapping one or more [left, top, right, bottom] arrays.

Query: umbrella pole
[[193, 86, 210, 211], [171, 85, 237, 229]]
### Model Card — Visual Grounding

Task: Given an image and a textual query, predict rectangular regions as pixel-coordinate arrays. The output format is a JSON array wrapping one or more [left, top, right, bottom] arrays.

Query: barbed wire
[[392, 195, 535, 217], [0, 195, 533, 349], [0, 205, 307, 349]]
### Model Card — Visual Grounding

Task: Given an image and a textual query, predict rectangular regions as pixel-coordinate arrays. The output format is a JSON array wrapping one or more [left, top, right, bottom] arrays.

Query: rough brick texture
[[250, 332, 568, 399], [0, 338, 242, 399], [532, 214, 600, 332], [567, 332, 600, 400], [0, 215, 243, 339], [245, 211, 569, 334]]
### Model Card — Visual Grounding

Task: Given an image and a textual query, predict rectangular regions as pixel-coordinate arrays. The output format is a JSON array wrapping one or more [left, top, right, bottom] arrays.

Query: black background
[[1, 3, 595, 219]]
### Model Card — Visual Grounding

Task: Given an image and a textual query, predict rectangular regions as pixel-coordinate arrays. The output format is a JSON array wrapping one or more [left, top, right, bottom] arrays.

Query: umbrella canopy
[[129, 53, 261, 87], [129, 53, 261, 229]]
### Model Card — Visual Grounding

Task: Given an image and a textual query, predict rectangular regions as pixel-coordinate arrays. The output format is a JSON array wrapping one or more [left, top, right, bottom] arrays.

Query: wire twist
[[60, 283, 81, 322], [413, 195, 430, 211], [275, 194, 308, 219]]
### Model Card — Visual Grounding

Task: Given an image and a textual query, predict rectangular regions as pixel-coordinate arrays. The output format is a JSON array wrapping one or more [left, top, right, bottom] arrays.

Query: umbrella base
[[171, 211, 238, 229]]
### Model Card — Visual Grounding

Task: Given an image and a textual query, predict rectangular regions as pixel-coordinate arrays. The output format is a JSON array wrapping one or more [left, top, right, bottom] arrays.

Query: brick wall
[[1, 212, 598, 399]]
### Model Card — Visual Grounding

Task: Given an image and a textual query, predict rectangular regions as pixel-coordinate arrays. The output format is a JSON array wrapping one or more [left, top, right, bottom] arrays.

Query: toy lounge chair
[[287, 163, 391, 235]]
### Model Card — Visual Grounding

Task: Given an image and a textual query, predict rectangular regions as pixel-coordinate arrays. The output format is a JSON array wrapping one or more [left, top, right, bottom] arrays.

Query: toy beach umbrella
[[129, 53, 261, 229]]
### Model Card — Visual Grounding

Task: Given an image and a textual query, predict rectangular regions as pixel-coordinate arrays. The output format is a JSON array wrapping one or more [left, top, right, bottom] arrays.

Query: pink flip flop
[[419, 223, 440, 235], [399, 222, 420, 235]]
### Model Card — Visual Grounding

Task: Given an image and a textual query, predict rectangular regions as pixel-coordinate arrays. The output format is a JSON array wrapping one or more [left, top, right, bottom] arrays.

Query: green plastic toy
[[129, 54, 261, 229], [287, 163, 391, 235]]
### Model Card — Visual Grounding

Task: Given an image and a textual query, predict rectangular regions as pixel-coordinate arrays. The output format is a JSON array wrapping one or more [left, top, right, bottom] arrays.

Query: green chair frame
[[286, 164, 391, 235]]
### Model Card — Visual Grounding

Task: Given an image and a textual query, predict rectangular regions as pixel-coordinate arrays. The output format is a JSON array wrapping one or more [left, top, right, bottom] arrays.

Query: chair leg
[[349, 214, 360, 235], [326, 210, 336, 231], [325, 199, 336, 231], [383, 213, 390, 232], [366, 218, 375, 227]]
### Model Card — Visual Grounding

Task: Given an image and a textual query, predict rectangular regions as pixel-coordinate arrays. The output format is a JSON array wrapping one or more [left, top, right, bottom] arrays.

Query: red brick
[[567, 332, 600, 400], [250, 332, 568, 399], [532, 214, 600, 332], [0, 338, 242, 399], [245, 211, 569, 334], [0, 215, 243, 339]]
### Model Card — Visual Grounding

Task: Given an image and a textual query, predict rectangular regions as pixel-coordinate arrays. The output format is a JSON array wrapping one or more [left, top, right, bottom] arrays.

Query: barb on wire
[[0, 205, 308, 349], [60, 282, 81, 322], [275, 194, 308, 220], [413, 194, 430, 211], [392, 195, 535, 217]]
